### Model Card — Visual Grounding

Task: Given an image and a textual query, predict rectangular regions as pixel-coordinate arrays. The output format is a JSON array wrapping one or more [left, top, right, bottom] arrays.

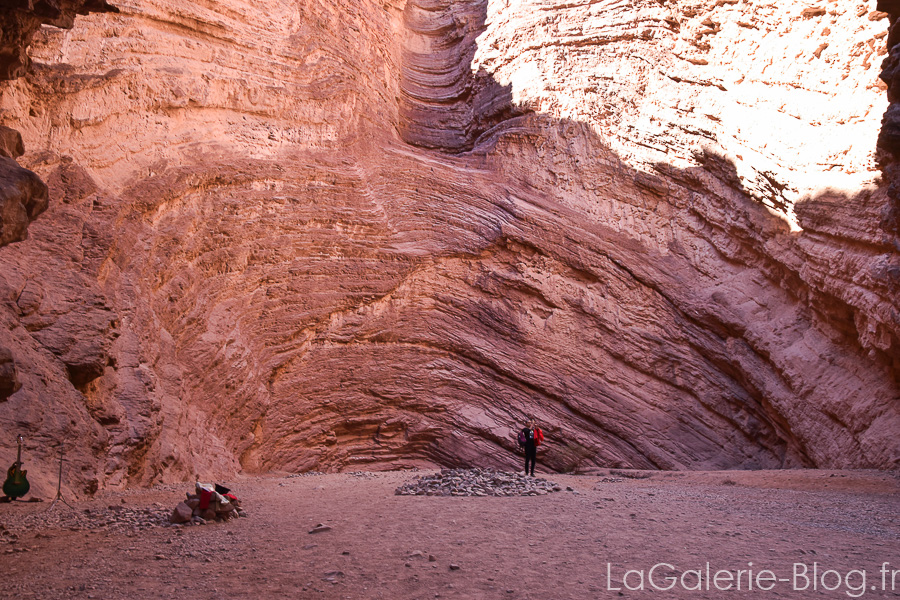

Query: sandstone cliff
[[0, 0, 897, 496]]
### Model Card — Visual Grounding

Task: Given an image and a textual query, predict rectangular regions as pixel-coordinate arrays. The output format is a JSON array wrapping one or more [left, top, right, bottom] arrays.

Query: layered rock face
[[0, 0, 118, 248], [0, 0, 897, 495], [0, 0, 118, 409]]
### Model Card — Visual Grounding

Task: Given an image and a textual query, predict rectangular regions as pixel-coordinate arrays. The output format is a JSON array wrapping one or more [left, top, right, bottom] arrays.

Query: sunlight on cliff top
[[472, 0, 888, 236]]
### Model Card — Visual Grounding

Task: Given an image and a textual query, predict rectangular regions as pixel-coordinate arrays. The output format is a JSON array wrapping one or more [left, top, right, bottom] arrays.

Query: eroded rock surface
[[0, 0, 118, 80], [0, 345, 20, 400], [0, 1, 118, 250], [0, 0, 896, 496], [0, 125, 48, 246]]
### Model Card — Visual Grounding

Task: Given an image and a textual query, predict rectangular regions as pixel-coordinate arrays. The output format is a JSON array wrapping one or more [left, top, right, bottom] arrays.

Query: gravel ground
[[0, 469, 897, 599]]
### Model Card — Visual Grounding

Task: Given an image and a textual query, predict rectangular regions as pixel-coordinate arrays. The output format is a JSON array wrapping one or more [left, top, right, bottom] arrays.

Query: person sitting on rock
[[517, 418, 544, 476]]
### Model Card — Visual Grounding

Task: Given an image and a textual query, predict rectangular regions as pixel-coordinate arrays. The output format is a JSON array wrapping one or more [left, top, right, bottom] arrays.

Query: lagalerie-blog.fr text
[[605, 562, 898, 597]]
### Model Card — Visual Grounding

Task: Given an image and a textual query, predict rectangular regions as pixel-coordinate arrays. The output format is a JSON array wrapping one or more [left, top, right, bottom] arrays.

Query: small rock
[[309, 525, 332, 534], [449, 564, 460, 571], [428, 554, 437, 562]]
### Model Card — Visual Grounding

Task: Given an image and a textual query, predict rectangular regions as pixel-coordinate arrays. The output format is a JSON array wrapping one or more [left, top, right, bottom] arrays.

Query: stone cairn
[[395, 468, 562, 497], [169, 483, 246, 526]]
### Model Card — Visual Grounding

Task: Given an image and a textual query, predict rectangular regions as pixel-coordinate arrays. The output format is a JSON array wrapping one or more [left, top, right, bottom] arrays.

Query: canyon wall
[[0, 0, 897, 496]]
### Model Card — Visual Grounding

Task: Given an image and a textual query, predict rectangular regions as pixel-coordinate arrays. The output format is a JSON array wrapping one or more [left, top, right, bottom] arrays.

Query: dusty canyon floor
[[0, 469, 898, 600]]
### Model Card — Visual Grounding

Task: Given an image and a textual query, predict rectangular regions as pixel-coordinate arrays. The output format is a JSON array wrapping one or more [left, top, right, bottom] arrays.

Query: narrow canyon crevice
[[398, 0, 524, 151]]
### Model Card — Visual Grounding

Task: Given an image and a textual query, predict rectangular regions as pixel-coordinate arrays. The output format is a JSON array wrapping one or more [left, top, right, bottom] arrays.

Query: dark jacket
[[519, 427, 544, 448]]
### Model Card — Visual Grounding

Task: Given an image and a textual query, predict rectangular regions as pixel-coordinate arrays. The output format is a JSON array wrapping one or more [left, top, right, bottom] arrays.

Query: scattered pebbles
[[3, 503, 170, 535]]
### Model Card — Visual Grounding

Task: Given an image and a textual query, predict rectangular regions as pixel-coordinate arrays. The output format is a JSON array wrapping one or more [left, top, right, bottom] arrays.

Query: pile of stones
[[169, 484, 245, 526], [395, 468, 562, 497], [286, 471, 325, 478]]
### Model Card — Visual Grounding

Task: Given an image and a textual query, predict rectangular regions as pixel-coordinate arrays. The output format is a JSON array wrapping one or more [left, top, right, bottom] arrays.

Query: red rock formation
[[0, 1, 117, 410], [0, 0, 118, 80], [0, 124, 47, 247], [0, 0, 896, 496], [0, 0, 117, 248]]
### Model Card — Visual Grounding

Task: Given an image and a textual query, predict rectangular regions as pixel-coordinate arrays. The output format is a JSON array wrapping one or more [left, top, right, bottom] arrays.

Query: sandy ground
[[0, 468, 898, 599]]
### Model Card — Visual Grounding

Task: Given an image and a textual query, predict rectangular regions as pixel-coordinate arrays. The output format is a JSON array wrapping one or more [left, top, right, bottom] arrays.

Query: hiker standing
[[517, 418, 544, 476]]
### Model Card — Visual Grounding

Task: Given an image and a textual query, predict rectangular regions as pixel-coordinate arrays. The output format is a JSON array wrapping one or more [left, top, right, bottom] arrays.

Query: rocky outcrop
[[0, 0, 118, 250], [0, 125, 47, 246], [0, 0, 118, 81], [0, 0, 896, 496], [0, 123, 47, 402], [877, 0, 900, 240], [0, 345, 20, 400]]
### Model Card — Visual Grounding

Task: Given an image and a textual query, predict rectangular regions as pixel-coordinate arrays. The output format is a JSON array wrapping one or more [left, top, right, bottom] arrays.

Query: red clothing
[[520, 427, 544, 447]]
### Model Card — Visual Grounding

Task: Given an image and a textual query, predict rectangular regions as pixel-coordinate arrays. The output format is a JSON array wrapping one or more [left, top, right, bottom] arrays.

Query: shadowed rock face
[[877, 0, 900, 242], [0, 124, 48, 247], [0, 153, 48, 247], [0, 0, 897, 496], [0, 346, 21, 400]]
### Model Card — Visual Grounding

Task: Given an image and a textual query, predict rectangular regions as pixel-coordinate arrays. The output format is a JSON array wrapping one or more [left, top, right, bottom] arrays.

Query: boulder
[[169, 502, 192, 524]]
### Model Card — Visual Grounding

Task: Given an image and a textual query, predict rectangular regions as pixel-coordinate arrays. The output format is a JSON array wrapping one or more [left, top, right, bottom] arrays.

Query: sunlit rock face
[[0, 0, 897, 495]]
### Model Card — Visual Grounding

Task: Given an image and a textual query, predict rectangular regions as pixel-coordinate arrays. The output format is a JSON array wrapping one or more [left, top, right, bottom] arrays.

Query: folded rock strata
[[0, 0, 896, 496]]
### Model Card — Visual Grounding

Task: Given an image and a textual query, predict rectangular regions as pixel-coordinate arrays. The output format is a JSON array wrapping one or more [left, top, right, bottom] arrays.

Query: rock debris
[[5, 503, 170, 534], [395, 469, 562, 497]]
